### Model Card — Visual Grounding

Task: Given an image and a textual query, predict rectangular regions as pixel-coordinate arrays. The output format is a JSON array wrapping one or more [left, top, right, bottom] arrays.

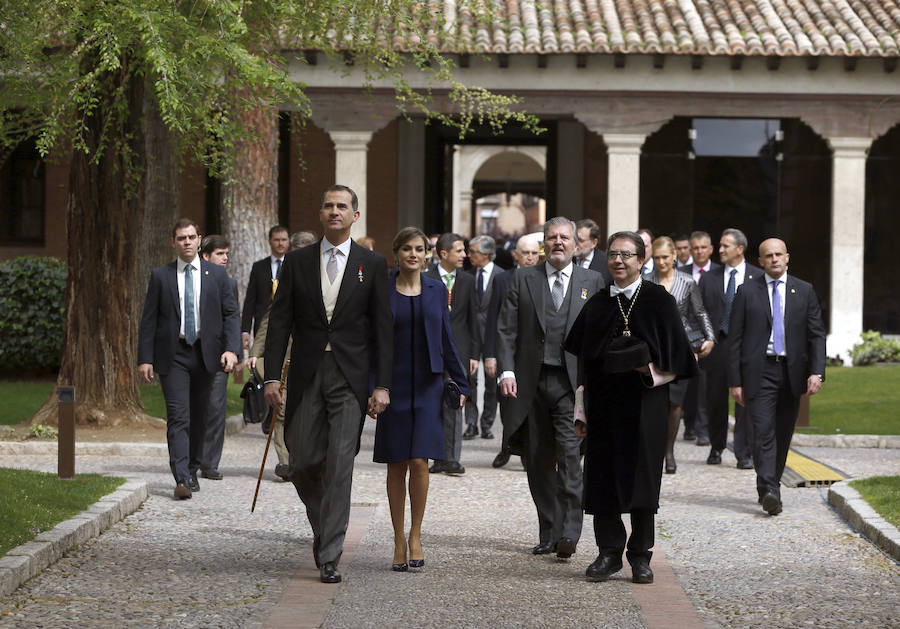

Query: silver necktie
[[327, 248, 339, 284], [551, 271, 564, 311]]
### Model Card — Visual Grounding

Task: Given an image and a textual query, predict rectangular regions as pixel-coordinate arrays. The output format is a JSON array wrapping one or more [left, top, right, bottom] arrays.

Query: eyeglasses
[[607, 250, 638, 260]]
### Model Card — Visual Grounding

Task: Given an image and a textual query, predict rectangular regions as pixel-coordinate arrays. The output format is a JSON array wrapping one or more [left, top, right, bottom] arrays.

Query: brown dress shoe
[[174, 483, 192, 500]]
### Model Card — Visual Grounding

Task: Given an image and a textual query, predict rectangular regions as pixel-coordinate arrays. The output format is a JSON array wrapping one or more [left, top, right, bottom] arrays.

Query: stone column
[[827, 137, 872, 364], [329, 130, 373, 239], [603, 133, 646, 236]]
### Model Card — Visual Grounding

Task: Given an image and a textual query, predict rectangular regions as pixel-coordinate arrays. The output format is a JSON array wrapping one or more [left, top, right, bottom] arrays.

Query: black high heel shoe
[[408, 559, 424, 568], [392, 562, 409, 572], [665, 456, 677, 474]]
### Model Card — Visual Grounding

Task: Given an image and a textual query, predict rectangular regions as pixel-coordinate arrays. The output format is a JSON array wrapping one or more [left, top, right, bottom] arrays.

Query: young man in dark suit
[[497, 217, 605, 561], [698, 228, 762, 468], [263, 185, 392, 584], [241, 225, 289, 351], [575, 218, 613, 286], [425, 232, 479, 475], [138, 219, 241, 500], [728, 238, 826, 515]]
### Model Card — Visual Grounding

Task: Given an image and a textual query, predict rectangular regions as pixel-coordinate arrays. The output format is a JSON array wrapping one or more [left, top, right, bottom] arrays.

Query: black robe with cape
[[564, 280, 698, 515]]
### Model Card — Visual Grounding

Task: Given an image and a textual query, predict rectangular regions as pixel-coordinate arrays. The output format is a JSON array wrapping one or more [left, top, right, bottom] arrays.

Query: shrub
[[849, 330, 900, 366], [0, 257, 67, 375]]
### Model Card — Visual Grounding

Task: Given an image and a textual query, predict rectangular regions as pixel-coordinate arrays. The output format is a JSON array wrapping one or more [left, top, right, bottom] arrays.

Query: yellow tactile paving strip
[[785, 449, 845, 484]]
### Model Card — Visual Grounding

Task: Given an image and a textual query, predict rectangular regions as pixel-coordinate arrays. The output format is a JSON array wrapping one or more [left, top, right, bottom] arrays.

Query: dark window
[[0, 138, 46, 245]]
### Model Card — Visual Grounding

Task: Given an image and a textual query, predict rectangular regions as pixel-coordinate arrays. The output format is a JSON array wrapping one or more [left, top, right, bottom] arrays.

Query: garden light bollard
[[58, 386, 75, 479]]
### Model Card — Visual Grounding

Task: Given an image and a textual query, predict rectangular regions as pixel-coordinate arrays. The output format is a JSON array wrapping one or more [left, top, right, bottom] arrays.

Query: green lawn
[[0, 468, 125, 556], [849, 476, 900, 530], [802, 365, 900, 435], [0, 377, 245, 426]]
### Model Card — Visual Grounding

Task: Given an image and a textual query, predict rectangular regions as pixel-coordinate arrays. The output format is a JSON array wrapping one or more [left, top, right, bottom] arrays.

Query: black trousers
[[705, 338, 754, 460], [747, 359, 801, 500], [465, 364, 497, 433], [593, 510, 654, 564], [159, 340, 213, 484]]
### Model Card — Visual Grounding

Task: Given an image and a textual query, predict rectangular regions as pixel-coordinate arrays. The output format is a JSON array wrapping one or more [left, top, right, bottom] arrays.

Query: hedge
[[0, 257, 66, 375]]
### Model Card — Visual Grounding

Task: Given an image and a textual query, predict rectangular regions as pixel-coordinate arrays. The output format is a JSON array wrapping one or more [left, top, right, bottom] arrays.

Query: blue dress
[[373, 293, 445, 463]]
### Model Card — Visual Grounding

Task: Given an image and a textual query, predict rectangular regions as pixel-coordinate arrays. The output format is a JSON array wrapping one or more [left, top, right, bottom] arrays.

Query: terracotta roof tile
[[327, 1, 900, 57]]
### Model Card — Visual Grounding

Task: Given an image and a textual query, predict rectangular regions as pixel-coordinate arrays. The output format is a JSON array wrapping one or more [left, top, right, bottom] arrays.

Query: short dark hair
[[201, 234, 229, 254], [607, 231, 645, 259], [268, 225, 288, 239], [674, 234, 690, 243], [321, 184, 359, 211], [172, 218, 200, 238], [436, 232, 464, 255], [576, 218, 600, 241], [636, 228, 654, 239], [392, 226, 429, 255]]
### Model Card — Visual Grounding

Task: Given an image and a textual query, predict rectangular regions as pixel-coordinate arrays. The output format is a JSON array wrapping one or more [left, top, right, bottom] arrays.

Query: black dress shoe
[[631, 560, 654, 584], [188, 473, 200, 492], [492, 450, 511, 468], [736, 459, 754, 470], [320, 562, 341, 583], [274, 463, 290, 481], [585, 555, 622, 582], [428, 461, 445, 474], [696, 437, 710, 446], [462, 425, 478, 440], [201, 468, 223, 480], [391, 562, 408, 572], [555, 537, 577, 559], [443, 462, 465, 475], [173, 482, 192, 500], [532, 541, 555, 555], [408, 559, 425, 568], [761, 492, 783, 515], [683, 429, 696, 441], [481, 430, 494, 439], [706, 449, 722, 465]]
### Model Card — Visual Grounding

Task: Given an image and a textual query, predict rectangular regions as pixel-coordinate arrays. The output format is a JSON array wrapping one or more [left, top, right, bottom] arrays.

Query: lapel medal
[[580, 288, 588, 300], [358, 266, 364, 283]]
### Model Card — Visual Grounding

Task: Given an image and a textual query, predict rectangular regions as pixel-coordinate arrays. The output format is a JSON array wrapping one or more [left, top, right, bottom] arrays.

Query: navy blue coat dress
[[374, 274, 470, 463]]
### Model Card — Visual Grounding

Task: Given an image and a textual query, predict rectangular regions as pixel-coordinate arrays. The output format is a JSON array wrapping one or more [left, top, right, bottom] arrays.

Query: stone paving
[[0, 422, 898, 628]]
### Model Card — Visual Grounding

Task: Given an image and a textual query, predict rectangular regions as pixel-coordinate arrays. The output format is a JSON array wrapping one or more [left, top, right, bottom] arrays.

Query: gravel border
[[0, 477, 148, 597], [827, 480, 900, 561]]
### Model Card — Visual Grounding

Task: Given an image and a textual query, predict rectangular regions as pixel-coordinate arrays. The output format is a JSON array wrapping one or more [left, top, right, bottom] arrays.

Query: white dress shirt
[[176, 256, 201, 338], [321, 237, 352, 278], [545, 261, 573, 296], [270, 255, 285, 280], [580, 250, 594, 269], [723, 260, 747, 293], [766, 272, 788, 356], [691, 261, 712, 285], [477, 261, 495, 292]]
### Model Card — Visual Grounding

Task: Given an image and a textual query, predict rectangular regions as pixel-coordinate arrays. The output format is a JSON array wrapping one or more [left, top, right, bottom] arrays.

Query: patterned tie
[[275, 258, 282, 280], [184, 264, 197, 345], [327, 248, 339, 284], [443, 273, 454, 311], [477, 268, 484, 303], [721, 268, 737, 334], [551, 271, 564, 311], [698, 268, 705, 275], [772, 279, 785, 355]]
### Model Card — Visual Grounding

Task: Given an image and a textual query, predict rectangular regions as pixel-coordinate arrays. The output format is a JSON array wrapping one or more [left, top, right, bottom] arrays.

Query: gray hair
[[721, 228, 748, 250], [689, 230, 711, 244], [469, 235, 496, 260], [290, 231, 317, 250], [543, 216, 577, 240], [516, 234, 540, 252]]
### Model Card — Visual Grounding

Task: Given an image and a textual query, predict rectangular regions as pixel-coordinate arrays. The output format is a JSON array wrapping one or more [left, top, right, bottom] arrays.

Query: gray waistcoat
[[542, 275, 573, 366]]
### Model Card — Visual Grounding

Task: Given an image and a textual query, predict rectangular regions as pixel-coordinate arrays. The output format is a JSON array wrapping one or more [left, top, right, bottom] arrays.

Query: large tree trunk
[[220, 103, 280, 310], [33, 58, 161, 427]]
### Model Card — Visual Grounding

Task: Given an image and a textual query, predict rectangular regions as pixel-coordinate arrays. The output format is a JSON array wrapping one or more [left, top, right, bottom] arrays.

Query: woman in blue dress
[[374, 226, 469, 571]]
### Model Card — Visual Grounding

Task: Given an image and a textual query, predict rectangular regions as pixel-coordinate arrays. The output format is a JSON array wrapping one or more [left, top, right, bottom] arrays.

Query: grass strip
[[0, 468, 125, 556], [849, 475, 900, 531]]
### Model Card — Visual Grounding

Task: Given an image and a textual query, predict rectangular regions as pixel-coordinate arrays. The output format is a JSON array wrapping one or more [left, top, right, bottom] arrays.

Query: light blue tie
[[772, 280, 784, 355], [184, 264, 197, 345]]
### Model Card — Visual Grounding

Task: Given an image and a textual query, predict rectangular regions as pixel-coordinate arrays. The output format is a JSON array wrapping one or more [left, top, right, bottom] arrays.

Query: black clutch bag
[[443, 379, 462, 408]]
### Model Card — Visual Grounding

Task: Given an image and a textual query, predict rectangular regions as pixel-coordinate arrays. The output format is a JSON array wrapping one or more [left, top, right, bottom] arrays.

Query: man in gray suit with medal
[[263, 185, 393, 584], [497, 217, 605, 560]]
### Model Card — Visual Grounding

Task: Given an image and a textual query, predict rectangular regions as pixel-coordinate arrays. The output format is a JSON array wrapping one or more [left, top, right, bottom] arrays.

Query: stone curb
[[726, 417, 900, 449], [0, 414, 247, 457], [0, 477, 149, 597], [828, 481, 900, 562]]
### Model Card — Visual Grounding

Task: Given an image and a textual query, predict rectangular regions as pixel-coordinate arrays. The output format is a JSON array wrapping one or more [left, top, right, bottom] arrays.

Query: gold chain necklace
[[615, 280, 642, 337]]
